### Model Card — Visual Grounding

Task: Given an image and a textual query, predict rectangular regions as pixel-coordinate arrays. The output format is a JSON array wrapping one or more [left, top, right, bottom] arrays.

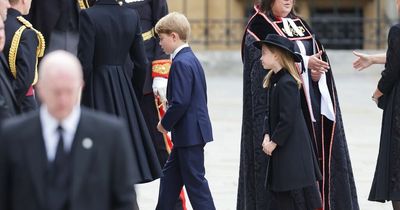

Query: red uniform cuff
[[152, 59, 171, 79], [25, 86, 34, 96]]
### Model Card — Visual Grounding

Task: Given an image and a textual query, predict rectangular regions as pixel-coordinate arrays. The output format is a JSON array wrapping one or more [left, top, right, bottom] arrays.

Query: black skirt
[[369, 82, 400, 202], [82, 64, 162, 183]]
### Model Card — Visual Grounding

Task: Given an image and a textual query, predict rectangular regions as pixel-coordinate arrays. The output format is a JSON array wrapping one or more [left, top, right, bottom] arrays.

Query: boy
[[155, 12, 216, 210]]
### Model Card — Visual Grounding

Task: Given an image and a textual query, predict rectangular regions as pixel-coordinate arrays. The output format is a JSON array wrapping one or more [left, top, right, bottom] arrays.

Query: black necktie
[[55, 125, 66, 165], [46, 125, 70, 210]]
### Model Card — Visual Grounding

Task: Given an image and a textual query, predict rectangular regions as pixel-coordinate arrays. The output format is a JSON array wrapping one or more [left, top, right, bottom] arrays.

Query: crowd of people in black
[[0, 0, 400, 210]]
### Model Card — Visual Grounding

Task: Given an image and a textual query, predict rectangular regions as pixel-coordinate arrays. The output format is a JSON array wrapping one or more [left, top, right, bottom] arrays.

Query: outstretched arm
[[353, 51, 386, 71]]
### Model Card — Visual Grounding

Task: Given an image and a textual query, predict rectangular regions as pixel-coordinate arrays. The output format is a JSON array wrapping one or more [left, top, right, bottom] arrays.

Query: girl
[[255, 34, 322, 210]]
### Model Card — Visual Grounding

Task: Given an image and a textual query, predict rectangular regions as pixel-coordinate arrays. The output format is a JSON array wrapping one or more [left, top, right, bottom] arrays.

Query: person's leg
[[133, 187, 139, 210], [392, 201, 400, 210], [140, 94, 186, 210], [179, 145, 215, 210], [156, 148, 184, 210]]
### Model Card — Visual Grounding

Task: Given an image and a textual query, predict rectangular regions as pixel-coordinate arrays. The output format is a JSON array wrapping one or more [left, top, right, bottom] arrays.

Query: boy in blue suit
[[154, 12, 216, 210]]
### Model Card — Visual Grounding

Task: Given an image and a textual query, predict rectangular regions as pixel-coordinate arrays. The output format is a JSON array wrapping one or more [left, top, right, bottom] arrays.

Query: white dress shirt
[[171, 43, 189, 60], [40, 105, 81, 162]]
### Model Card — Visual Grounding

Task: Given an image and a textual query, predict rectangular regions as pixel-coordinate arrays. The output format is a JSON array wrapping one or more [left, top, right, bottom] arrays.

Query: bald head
[[39, 50, 83, 82], [37, 50, 84, 121]]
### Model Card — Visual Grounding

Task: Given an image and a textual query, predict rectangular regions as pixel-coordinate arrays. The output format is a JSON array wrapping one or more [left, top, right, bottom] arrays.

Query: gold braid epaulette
[[77, 0, 91, 10], [9, 16, 46, 85]]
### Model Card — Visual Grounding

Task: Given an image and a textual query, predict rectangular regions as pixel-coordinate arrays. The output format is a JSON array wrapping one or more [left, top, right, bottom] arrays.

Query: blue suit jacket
[[161, 47, 213, 147]]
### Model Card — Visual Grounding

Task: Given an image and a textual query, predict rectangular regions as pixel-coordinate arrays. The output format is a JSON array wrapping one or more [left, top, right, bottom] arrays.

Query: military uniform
[[121, 1, 185, 209], [121, 0, 171, 166], [4, 8, 45, 112], [27, 0, 94, 54]]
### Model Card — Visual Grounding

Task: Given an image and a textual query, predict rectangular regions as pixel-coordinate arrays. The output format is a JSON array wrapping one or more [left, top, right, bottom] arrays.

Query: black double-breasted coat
[[78, 0, 161, 183], [264, 69, 321, 192]]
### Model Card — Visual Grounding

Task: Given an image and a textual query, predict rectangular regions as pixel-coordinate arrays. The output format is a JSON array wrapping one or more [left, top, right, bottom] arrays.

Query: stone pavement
[[137, 50, 393, 210]]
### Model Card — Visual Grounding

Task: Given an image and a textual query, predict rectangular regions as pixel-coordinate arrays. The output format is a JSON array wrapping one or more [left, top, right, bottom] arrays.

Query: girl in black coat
[[255, 34, 322, 210]]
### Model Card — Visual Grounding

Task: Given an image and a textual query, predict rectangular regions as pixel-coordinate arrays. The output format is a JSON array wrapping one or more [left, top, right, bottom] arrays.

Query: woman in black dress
[[369, 1, 400, 209], [78, 0, 161, 183]]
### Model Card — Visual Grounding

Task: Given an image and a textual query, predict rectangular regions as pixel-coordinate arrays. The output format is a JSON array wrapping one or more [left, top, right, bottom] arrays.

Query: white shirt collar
[[171, 43, 189, 60], [40, 105, 81, 134], [40, 105, 81, 161]]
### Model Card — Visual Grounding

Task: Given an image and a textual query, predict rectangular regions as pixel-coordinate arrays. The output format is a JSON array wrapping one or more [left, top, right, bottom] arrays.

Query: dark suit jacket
[[0, 108, 138, 210], [4, 8, 38, 105], [264, 70, 321, 192], [0, 52, 19, 123], [161, 47, 213, 147], [27, 0, 64, 43], [27, 0, 96, 44]]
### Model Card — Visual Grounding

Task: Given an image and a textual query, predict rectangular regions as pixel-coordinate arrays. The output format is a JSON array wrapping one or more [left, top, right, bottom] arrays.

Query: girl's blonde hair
[[262, 44, 302, 89]]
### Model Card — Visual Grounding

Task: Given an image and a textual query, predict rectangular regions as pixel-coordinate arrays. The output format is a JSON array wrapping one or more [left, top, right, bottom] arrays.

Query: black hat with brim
[[254, 34, 302, 62]]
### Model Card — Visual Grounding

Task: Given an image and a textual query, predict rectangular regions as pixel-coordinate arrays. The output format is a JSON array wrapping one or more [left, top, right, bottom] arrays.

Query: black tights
[[392, 201, 400, 210]]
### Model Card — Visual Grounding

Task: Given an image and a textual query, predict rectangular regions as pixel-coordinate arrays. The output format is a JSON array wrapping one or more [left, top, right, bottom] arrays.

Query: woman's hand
[[262, 134, 270, 147], [308, 51, 329, 72], [311, 69, 322, 82], [372, 89, 384, 104], [308, 51, 329, 82], [262, 135, 277, 156], [353, 51, 373, 71]]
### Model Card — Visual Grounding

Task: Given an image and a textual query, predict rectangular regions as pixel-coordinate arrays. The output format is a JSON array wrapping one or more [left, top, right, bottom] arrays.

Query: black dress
[[265, 69, 322, 210], [78, 0, 161, 183], [369, 23, 400, 202]]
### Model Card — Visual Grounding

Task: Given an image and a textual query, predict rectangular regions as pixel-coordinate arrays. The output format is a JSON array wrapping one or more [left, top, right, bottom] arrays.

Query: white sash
[[295, 40, 335, 122]]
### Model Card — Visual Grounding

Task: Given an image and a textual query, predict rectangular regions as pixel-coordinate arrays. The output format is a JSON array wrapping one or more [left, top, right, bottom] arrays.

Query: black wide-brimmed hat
[[254, 34, 302, 62]]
